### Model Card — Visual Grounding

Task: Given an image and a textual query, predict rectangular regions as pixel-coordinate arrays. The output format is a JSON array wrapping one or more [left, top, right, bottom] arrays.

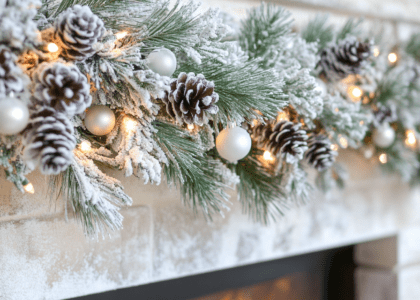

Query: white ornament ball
[[0, 96, 29, 135], [216, 126, 252, 163], [146, 48, 177, 77], [84, 105, 116, 136], [373, 123, 395, 148], [314, 78, 328, 97]]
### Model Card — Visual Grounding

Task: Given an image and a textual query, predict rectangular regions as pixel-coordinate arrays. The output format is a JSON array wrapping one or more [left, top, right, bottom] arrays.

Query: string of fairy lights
[[14, 30, 419, 194]]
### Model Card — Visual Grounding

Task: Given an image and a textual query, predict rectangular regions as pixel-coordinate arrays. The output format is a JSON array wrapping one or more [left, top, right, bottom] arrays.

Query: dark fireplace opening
[[73, 246, 355, 300]]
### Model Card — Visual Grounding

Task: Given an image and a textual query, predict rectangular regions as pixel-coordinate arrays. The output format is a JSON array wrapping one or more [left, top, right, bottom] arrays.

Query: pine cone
[[33, 62, 92, 116], [253, 121, 308, 162], [372, 103, 396, 127], [23, 107, 76, 175], [305, 135, 337, 172], [318, 37, 371, 81], [0, 46, 24, 95], [54, 5, 105, 61], [161, 72, 219, 125]]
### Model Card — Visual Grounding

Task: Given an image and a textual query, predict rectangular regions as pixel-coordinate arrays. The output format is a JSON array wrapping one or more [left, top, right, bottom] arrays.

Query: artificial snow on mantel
[[1, 150, 420, 299]]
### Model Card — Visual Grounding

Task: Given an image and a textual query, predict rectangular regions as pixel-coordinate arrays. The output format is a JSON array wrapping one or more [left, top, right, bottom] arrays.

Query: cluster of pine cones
[[252, 120, 337, 171], [23, 62, 92, 175], [22, 5, 103, 175]]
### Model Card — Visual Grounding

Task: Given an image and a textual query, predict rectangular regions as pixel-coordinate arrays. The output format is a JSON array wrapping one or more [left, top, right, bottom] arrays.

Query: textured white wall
[[2, 0, 420, 299]]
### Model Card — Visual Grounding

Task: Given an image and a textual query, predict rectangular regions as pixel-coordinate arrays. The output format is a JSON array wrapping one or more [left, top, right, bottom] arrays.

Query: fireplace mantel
[[1, 149, 420, 299]]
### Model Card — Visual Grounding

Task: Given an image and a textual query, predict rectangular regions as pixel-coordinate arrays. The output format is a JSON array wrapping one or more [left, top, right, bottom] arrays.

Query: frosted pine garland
[[1, 0, 420, 237]]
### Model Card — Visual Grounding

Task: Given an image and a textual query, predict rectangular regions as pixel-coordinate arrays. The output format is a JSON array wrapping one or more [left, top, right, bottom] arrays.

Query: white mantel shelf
[[1, 149, 420, 299]]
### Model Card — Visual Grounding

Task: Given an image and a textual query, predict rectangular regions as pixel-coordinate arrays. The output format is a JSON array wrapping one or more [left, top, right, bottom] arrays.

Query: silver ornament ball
[[146, 48, 177, 77], [373, 123, 395, 148], [84, 105, 116, 136], [0, 96, 29, 135], [216, 126, 252, 163]]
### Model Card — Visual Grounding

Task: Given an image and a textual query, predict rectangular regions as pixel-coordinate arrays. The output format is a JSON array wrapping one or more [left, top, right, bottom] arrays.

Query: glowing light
[[263, 150, 275, 162], [339, 136, 348, 149], [124, 117, 137, 132], [388, 52, 398, 64], [405, 130, 417, 148], [360, 120, 365, 126], [79, 141, 91, 152], [379, 153, 388, 164], [348, 86, 363, 102], [47, 43, 59, 53], [115, 31, 128, 39], [187, 124, 195, 131], [276, 111, 289, 122], [23, 183, 35, 194], [330, 144, 339, 151], [373, 46, 380, 57]]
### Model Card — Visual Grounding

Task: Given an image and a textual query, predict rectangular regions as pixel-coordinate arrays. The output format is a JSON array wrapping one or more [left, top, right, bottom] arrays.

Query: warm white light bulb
[[405, 130, 417, 148], [47, 43, 59, 53], [263, 150, 275, 162], [23, 183, 35, 194], [276, 111, 289, 122], [348, 86, 363, 102], [330, 144, 339, 151], [79, 141, 91, 152], [373, 46, 380, 57], [379, 153, 388, 164], [115, 31, 128, 39], [388, 53, 398, 63], [187, 124, 195, 131], [339, 137, 348, 149], [124, 118, 137, 132]]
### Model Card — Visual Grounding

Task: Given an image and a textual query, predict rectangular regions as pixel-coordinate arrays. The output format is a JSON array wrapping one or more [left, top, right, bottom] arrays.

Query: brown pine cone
[[0, 46, 24, 95], [161, 72, 219, 125], [23, 107, 76, 175], [54, 5, 105, 61], [318, 37, 371, 81], [254, 120, 308, 162], [32, 62, 92, 116], [372, 103, 397, 127], [305, 135, 337, 171]]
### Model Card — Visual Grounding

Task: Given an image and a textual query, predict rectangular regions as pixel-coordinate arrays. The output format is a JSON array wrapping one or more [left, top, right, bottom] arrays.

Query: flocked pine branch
[[234, 148, 287, 224], [154, 120, 231, 217], [320, 93, 371, 146], [239, 3, 293, 65], [237, 3, 323, 122], [301, 15, 334, 51], [336, 18, 364, 42], [406, 33, 420, 61], [50, 149, 132, 237], [177, 58, 287, 125]]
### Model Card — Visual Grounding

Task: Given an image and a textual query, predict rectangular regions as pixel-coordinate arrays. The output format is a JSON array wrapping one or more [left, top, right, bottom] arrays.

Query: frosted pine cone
[[253, 121, 308, 163], [23, 107, 76, 175], [55, 5, 105, 61], [372, 103, 397, 127], [161, 72, 219, 125], [0, 46, 24, 95], [318, 37, 371, 81], [305, 135, 337, 171], [33, 62, 92, 116]]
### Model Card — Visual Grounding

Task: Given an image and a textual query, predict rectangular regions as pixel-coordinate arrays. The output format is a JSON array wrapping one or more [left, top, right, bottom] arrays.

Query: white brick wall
[[2, 1, 420, 299]]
